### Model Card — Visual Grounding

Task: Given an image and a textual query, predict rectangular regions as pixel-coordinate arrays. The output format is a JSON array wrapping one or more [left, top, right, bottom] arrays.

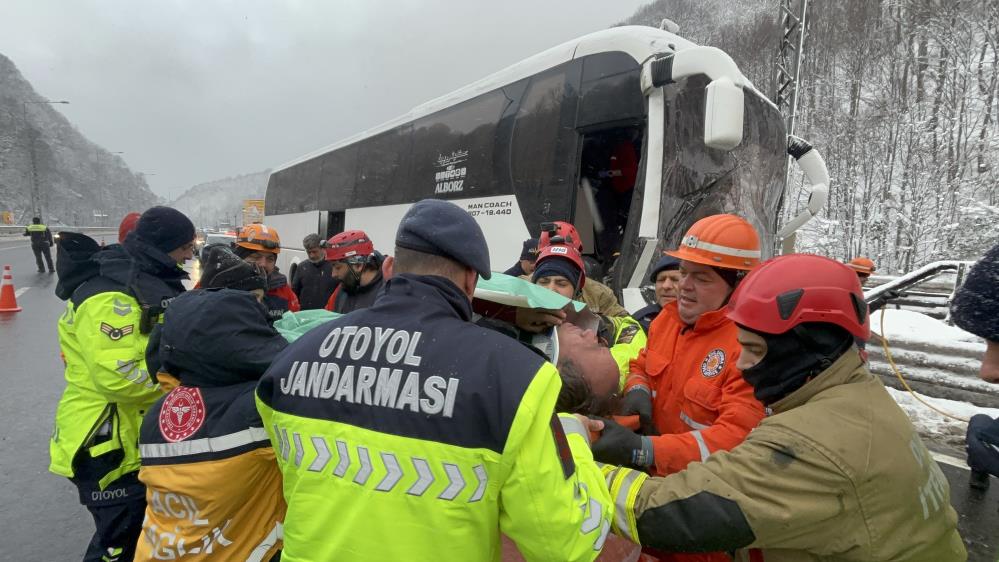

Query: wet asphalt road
[[0, 235, 996, 561]]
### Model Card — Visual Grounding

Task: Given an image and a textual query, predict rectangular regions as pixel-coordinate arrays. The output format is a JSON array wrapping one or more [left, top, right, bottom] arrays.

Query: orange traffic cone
[[0, 264, 23, 312]]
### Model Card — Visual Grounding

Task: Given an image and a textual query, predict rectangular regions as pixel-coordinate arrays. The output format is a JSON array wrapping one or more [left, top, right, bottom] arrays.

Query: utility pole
[[22, 100, 70, 219], [774, 0, 809, 253]]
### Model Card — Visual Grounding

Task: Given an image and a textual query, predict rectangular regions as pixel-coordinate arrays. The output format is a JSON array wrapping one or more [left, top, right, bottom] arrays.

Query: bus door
[[574, 124, 645, 279]]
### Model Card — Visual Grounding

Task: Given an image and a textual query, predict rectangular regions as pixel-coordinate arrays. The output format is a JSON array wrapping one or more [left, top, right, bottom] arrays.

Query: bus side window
[[511, 63, 579, 230]]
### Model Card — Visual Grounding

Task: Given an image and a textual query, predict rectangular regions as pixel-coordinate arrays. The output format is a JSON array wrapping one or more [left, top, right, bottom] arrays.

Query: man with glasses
[[234, 223, 300, 321]]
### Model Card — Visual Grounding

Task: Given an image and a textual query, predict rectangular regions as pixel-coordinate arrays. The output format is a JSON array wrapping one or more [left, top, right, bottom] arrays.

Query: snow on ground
[[887, 387, 999, 456], [870, 308, 985, 352]]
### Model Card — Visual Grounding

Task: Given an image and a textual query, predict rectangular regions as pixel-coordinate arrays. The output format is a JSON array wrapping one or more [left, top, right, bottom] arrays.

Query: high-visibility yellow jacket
[[256, 274, 614, 561], [49, 238, 186, 489]]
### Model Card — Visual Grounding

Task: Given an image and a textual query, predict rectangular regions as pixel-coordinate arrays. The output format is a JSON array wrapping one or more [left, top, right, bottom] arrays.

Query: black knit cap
[[135, 206, 196, 254], [533, 256, 582, 291], [395, 199, 491, 279], [200, 245, 267, 292], [951, 242, 999, 342]]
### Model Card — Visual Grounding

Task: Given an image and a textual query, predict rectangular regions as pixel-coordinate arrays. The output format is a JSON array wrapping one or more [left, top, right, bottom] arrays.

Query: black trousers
[[32, 243, 54, 272], [71, 448, 146, 562]]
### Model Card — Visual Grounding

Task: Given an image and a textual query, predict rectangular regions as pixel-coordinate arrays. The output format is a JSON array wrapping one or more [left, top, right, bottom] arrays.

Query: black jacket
[[141, 289, 287, 464], [56, 232, 188, 334], [631, 303, 661, 334], [292, 259, 339, 310], [330, 270, 385, 314]]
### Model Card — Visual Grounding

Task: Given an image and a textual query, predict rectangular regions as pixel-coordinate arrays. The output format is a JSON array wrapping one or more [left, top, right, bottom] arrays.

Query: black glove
[[590, 416, 654, 468], [618, 387, 656, 435]]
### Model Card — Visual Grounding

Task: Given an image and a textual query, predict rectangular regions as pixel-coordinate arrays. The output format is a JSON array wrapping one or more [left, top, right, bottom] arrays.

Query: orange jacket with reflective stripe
[[626, 302, 765, 477]]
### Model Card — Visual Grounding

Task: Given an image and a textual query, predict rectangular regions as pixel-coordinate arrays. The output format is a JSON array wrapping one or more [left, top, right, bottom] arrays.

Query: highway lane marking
[[932, 451, 968, 470], [14, 287, 30, 298], [0, 244, 30, 252]]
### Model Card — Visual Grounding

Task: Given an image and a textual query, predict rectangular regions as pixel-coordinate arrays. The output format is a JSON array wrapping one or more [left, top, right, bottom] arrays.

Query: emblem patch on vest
[[159, 387, 207, 442], [617, 324, 640, 345], [100, 322, 134, 341], [700, 349, 726, 378]]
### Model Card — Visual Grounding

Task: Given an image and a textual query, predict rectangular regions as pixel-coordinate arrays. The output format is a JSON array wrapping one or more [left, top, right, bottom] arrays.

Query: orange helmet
[[845, 256, 876, 276], [236, 223, 281, 254], [667, 214, 760, 271]]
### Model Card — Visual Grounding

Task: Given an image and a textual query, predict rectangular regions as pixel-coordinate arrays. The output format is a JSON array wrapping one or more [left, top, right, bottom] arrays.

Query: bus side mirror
[[704, 77, 743, 151], [642, 47, 747, 151]]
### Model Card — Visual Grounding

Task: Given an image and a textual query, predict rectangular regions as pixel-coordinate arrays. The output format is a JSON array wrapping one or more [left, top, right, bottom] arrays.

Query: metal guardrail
[[863, 260, 975, 323], [0, 226, 117, 237]]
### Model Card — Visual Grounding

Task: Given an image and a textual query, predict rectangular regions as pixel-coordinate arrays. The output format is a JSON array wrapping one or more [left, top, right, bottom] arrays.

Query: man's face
[[676, 260, 733, 325], [654, 269, 682, 306], [167, 239, 196, 264], [332, 261, 362, 282], [244, 251, 277, 274], [520, 259, 536, 275], [535, 275, 576, 299], [735, 327, 768, 371], [555, 322, 620, 415], [307, 247, 325, 263]]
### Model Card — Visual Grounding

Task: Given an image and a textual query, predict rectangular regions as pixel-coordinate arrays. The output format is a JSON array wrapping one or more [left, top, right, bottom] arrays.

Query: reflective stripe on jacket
[[50, 288, 162, 487], [257, 274, 613, 561], [607, 351, 967, 562], [626, 302, 765, 476]]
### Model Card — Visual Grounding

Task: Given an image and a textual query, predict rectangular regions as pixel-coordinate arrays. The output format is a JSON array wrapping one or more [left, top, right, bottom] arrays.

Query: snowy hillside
[[0, 53, 159, 224], [169, 170, 269, 229]]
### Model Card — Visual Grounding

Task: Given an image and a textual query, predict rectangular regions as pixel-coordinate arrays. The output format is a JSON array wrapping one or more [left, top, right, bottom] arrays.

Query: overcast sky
[[1, 0, 650, 199]]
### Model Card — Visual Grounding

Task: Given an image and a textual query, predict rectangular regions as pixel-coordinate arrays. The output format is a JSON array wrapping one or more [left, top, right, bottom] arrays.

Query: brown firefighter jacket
[[604, 349, 966, 562]]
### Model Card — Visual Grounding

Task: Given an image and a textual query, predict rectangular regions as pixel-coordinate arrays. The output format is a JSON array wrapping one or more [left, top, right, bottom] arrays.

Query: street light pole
[[22, 100, 70, 220]]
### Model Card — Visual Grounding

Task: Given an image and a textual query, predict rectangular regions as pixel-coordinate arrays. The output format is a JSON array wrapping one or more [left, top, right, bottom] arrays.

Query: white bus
[[264, 25, 825, 309]]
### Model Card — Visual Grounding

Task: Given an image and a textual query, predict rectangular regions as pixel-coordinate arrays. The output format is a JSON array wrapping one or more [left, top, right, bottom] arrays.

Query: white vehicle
[[264, 25, 826, 308]]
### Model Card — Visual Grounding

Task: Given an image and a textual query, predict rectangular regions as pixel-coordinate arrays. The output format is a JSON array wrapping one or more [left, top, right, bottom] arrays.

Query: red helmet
[[727, 254, 869, 340], [325, 230, 374, 263], [534, 243, 586, 290], [538, 221, 584, 253]]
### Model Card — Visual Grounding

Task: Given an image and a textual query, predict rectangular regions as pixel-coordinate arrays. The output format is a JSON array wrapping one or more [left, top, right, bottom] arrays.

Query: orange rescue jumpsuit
[[626, 302, 766, 562]]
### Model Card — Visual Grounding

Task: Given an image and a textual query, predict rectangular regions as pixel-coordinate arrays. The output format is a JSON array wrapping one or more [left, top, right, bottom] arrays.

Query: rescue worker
[[503, 237, 539, 277], [234, 223, 300, 321], [531, 243, 646, 386], [292, 233, 338, 310], [846, 256, 876, 286], [632, 255, 682, 332], [322, 229, 385, 314], [538, 221, 628, 317], [600, 214, 766, 479], [24, 216, 54, 272], [49, 206, 195, 562], [136, 247, 288, 562], [256, 199, 613, 561], [597, 254, 966, 561], [950, 242, 999, 480]]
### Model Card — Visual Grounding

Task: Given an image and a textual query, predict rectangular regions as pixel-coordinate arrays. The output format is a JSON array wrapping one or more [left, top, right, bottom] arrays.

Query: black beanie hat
[[951, 243, 999, 342], [200, 245, 267, 292], [135, 206, 196, 254], [533, 256, 582, 292]]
